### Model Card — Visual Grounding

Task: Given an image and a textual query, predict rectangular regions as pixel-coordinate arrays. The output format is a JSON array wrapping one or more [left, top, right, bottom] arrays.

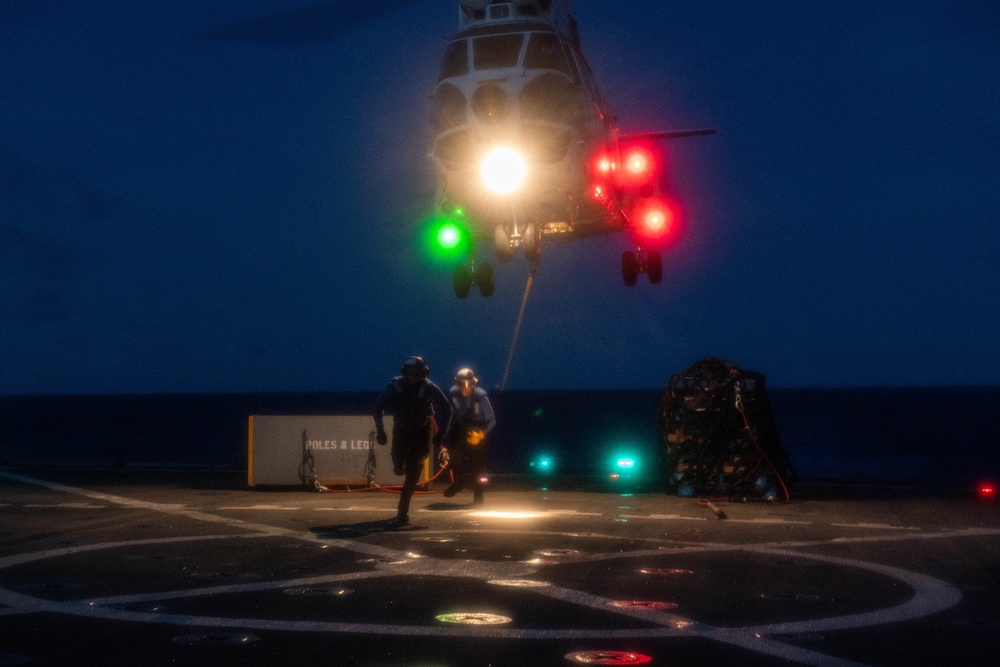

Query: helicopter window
[[524, 33, 568, 73], [439, 40, 469, 81], [488, 4, 511, 20], [473, 34, 524, 70], [431, 83, 468, 132], [471, 84, 510, 124], [520, 73, 580, 125]]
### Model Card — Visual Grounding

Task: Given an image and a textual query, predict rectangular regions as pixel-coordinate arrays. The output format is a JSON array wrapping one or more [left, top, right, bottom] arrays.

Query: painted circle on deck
[[565, 650, 653, 664], [283, 586, 353, 597], [536, 548, 580, 557], [435, 612, 512, 625], [412, 536, 454, 543], [488, 579, 551, 587], [173, 633, 259, 646], [639, 567, 693, 575], [608, 600, 678, 611]]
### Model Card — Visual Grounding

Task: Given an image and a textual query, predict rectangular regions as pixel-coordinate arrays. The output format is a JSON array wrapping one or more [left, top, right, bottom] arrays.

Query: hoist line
[[500, 259, 539, 391]]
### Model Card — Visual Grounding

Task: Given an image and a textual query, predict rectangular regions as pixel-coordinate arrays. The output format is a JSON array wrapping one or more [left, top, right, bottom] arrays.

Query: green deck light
[[607, 448, 642, 479], [530, 454, 555, 474]]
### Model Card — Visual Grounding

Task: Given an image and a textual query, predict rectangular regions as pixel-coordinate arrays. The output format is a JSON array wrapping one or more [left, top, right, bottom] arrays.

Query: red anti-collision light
[[644, 208, 668, 233], [622, 146, 656, 183], [625, 148, 652, 175], [634, 199, 675, 239], [591, 152, 616, 179]]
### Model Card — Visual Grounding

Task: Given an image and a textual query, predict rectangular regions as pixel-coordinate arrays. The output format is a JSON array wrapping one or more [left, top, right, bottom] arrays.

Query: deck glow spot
[[435, 612, 512, 625], [565, 650, 652, 664], [468, 510, 542, 519]]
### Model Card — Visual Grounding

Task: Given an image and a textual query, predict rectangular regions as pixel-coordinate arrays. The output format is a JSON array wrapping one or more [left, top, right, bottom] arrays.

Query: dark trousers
[[391, 426, 431, 519], [448, 431, 487, 497]]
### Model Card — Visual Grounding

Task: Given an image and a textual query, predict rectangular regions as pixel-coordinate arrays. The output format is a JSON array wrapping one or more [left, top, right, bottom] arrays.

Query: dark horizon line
[[2, 384, 999, 399]]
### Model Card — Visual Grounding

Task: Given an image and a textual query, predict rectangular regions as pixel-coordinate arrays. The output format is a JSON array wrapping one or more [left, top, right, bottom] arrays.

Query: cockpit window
[[473, 34, 524, 70], [524, 33, 569, 73], [438, 40, 469, 81]]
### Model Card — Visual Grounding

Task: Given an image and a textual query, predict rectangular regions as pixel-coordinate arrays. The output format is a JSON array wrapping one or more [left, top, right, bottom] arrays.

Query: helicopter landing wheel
[[494, 225, 513, 263], [475, 262, 495, 297], [453, 265, 472, 298], [646, 249, 663, 284], [621, 251, 639, 286], [523, 222, 541, 262]]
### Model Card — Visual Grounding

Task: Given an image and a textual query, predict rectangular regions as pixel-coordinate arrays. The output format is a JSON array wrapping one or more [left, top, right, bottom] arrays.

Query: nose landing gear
[[494, 218, 540, 263], [621, 248, 662, 286], [454, 260, 494, 298], [453, 215, 542, 298]]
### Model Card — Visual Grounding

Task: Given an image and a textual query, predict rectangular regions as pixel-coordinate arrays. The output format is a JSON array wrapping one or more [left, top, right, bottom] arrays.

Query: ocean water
[[1, 387, 997, 488]]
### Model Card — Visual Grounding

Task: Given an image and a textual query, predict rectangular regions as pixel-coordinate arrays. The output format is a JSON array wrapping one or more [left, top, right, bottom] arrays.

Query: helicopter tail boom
[[619, 129, 716, 142]]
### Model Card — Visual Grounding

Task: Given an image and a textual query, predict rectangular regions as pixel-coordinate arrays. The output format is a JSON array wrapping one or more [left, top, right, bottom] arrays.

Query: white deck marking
[[830, 522, 920, 530], [20, 502, 105, 509], [619, 513, 708, 521], [216, 505, 300, 510], [313, 506, 390, 511]]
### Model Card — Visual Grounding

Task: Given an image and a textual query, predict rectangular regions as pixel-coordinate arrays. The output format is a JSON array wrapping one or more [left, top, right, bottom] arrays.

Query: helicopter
[[429, 0, 714, 297], [199, 0, 713, 298]]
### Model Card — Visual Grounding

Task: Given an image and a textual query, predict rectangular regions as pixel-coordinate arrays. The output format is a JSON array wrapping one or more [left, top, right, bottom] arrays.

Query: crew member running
[[374, 356, 452, 525], [442, 367, 495, 504]]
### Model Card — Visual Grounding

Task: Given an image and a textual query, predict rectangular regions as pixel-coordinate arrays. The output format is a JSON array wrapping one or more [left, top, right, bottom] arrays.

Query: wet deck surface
[[1, 468, 998, 666]]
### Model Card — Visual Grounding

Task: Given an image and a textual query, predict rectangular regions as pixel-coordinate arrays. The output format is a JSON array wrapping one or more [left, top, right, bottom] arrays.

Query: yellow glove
[[466, 430, 485, 446]]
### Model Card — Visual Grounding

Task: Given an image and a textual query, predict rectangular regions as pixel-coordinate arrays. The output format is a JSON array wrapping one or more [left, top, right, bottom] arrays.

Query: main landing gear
[[621, 248, 662, 286]]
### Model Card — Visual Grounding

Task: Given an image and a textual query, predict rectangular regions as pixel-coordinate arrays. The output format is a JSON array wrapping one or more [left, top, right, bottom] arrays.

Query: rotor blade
[[619, 129, 717, 142], [196, 0, 425, 44]]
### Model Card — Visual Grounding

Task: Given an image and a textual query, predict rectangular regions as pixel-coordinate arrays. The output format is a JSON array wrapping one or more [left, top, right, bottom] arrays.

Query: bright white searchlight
[[480, 147, 526, 194]]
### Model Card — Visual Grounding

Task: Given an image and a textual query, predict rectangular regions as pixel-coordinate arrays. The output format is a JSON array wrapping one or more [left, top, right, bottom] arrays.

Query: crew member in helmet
[[374, 356, 452, 525], [441, 367, 495, 504]]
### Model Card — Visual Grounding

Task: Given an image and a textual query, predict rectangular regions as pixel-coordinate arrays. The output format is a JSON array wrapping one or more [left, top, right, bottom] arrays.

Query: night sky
[[2, 1, 998, 395]]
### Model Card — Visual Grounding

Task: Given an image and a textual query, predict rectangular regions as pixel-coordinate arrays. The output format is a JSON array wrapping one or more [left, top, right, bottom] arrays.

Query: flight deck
[[1, 468, 998, 666]]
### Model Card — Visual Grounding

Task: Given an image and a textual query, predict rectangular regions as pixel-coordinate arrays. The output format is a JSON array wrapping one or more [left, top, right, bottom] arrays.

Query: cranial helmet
[[455, 367, 478, 387], [401, 356, 429, 378]]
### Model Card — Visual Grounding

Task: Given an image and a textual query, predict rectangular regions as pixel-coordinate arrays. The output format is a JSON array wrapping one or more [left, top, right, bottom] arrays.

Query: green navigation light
[[420, 213, 472, 263], [437, 223, 461, 249]]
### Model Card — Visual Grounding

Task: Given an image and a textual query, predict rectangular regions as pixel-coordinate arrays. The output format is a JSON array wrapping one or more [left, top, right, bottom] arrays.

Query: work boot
[[443, 482, 460, 498], [391, 513, 409, 526], [473, 488, 484, 505]]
